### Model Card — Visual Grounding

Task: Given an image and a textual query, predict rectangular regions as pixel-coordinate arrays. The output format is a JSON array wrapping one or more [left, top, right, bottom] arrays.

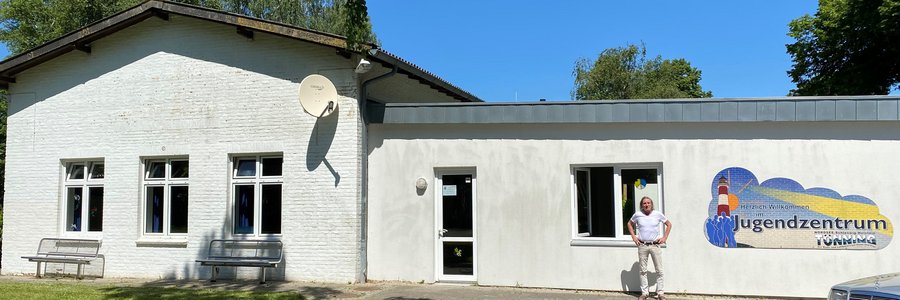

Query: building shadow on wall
[[166, 229, 223, 281], [621, 262, 658, 293], [306, 106, 340, 187]]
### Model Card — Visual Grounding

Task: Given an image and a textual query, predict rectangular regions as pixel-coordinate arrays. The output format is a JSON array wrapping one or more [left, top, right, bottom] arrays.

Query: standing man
[[628, 196, 672, 300]]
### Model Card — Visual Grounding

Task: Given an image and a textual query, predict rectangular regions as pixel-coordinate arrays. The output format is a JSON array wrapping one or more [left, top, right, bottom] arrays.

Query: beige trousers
[[638, 244, 664, 294]]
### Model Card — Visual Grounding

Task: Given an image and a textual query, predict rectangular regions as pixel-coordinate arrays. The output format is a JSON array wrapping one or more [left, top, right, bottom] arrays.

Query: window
[[63, 161, 104, 232], [572, 165, 662, 240], [142, 158, 189, 235], [232, 155, 282, 235]]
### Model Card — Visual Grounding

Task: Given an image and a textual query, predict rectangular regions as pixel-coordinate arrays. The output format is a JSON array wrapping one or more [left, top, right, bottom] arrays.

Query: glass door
[[436, 172, 476, 282]]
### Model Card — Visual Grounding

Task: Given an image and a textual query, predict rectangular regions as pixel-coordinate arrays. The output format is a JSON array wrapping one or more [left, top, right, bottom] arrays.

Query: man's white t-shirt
[[631, 210, 668, 242]]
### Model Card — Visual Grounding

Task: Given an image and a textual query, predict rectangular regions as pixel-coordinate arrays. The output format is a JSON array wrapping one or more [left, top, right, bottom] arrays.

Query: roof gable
[[0, 0, 480, 102]]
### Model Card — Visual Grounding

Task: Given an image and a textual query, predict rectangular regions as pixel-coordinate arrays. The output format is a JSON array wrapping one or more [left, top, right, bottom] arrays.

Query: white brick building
[[0, 1, 477, 283], [1, 1, 898, 298]]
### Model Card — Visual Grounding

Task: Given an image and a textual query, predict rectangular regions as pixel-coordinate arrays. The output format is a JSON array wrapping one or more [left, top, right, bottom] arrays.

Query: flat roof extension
[[368, 95, 900, 124]]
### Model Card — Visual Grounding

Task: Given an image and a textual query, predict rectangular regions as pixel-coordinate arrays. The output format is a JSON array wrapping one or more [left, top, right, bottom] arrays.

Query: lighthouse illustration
[[717, 176, 730, 217]]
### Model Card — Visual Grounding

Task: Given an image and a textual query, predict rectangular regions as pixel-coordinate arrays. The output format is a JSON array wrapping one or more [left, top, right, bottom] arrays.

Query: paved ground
[[0, 275, 806, 300]]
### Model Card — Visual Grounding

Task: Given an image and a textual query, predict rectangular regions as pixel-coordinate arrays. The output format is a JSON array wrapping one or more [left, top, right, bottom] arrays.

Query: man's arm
[[659, 220, 673, 244], [627, 220, 640, 246]]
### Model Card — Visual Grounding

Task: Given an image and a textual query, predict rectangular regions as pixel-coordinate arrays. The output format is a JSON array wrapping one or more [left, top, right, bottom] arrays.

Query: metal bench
[[196, 239, 283, 284], [21, 238, 101, 279]]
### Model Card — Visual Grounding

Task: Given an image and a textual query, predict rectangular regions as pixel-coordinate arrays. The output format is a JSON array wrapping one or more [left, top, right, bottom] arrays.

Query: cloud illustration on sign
[[704, 167, 892, 249]]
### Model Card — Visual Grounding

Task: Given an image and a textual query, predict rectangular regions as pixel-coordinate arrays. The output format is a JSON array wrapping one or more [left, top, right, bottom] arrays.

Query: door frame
[[434, 168, 477, 282]]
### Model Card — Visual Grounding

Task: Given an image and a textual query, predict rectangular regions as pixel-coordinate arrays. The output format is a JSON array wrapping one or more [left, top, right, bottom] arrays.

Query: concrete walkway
[[0, 275, 795, 299]]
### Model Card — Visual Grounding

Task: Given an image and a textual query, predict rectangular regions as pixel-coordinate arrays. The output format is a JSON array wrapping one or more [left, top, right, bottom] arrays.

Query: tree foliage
[[0, 0, 138, 54], [0, 0, 376, 55], [573, 43, 712, 100], [786, 0, 900, 95]]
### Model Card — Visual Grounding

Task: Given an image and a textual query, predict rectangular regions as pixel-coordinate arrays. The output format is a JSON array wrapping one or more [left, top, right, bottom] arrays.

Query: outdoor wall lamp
[[416, 177, 428, 190]]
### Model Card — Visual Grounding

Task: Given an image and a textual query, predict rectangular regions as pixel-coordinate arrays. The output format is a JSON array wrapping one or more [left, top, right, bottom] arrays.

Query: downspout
[[357, 56, 397, 283], [360, 64, 398, 124]]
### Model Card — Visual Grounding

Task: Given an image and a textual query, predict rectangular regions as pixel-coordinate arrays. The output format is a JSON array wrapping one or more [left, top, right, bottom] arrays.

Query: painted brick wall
[[2, 15, 364, 282]]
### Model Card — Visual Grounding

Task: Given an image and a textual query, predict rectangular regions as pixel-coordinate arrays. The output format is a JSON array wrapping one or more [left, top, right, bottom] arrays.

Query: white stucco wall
[[2, 15, 365, 281], [366, 122, 900, 297]]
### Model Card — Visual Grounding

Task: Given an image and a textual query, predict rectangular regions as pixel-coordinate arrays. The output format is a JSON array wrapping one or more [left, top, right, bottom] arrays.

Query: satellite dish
[[299, 74, 338, 117]]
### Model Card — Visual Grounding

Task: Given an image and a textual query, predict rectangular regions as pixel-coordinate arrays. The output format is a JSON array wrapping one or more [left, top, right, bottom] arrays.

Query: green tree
[[786, 0, 900, 95], [0, 0, 137, 54], [573, 43, 712, 100], [0, 0, 376, 54]]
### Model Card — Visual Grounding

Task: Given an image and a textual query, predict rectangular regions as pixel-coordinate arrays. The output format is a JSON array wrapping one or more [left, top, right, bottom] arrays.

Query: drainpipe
[[357, 55, 397, 283], [360, 64, 398, 124]]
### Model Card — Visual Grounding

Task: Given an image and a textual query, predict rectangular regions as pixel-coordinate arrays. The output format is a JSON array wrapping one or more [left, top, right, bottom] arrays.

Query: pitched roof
[[0, 0, 481, 102]]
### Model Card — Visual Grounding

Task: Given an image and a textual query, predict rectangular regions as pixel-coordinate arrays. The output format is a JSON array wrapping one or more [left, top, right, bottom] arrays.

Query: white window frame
[[230, 154, 283, 237], [60, 160, 105, 237], [570, 163, 663, 247], [140, 157, 189, 238]]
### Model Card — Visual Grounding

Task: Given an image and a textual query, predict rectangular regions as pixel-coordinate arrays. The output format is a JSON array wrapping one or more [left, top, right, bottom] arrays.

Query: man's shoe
[[656, 292, 667, 300], [638, 294, 649, 300]]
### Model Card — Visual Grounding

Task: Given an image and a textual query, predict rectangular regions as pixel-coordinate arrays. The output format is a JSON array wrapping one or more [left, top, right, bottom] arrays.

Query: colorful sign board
[[704, 167, 893, 249]]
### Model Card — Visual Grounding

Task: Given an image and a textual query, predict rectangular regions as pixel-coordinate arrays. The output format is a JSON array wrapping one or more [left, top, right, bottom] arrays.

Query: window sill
[[570, 239, 668, 248], [231, 234, 283, 240], [60, 232, 104, 240], [135, 237, 188, 248]]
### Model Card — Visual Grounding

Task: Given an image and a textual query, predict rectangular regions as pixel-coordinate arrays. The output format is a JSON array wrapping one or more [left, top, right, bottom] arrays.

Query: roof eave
[[367, 49, 482, 102], [0, 0, 360, 86], [0, 1, 481, 102]]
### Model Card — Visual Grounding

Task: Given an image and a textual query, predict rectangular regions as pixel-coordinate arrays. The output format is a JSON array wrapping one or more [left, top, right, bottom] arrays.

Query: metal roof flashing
[[368, 95, 900, 124]]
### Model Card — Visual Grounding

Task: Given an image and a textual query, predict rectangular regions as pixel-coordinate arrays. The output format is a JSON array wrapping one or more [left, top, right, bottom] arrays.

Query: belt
[[640, 241, 660, 245]]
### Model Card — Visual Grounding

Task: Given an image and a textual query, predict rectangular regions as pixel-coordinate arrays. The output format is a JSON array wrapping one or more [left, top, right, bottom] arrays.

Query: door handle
[[438, 229, 448, 237]]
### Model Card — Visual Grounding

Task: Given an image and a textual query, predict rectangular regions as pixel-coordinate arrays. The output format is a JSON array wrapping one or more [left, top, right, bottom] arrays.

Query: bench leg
[[259, 267, 267, 284], [35, 262, 42, 278], [76, 264, 83, 280], [211, 266, 219, 282]]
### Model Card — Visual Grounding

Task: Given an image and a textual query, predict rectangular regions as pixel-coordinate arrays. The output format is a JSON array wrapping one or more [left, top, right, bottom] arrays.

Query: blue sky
[[368, 1, 821, 102], [0, 2, 825, 102]]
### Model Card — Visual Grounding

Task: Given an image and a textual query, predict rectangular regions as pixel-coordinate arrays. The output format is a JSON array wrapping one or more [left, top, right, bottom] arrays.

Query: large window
[[142, 158, 189, 235], [232, 155, 283, 235], [63, 161, 104, 232], [572, 165, 662, 240]]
